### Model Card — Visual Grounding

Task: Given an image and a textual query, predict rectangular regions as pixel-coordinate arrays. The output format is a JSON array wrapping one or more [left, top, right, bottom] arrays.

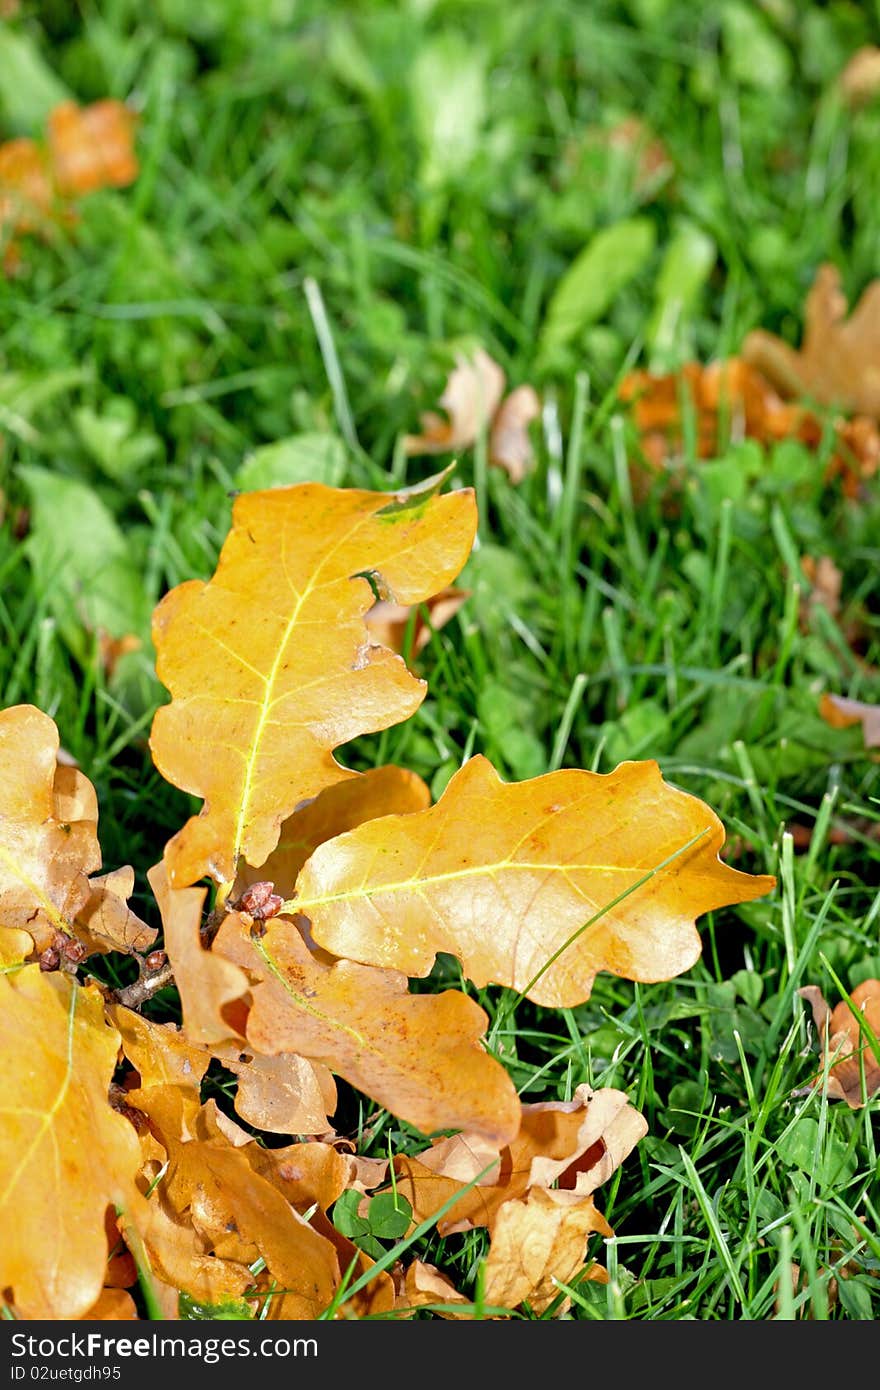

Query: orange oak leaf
[[214, 1044, 338, 1137], [149, 476, 477, 890], [482, 1188, 612, 1315], [47, 100, 139, 198], [619, 357, 880, 498], [390, 1084, 646, 1234], [742, 264, 880, 418], [234, 764, 431, 902], [0, 967, 147, 1319], [146, 860, 247, 1046], [248, 1139, 372, 1216], [213, 912, 522, 1146], [0, 926, 34, 966], [77, 1288, 139, 1320], [145, 1122, 344, 1319], [819, 692, 880, 749], [403, 349, 540, 483], [365, 588, 471, 660], [0, 138, 53, 236], [798, 980, 880, 1108], [110, 1006, 210, 1137], [0, 706, 153, 958], [294, 754, 775, 1008]]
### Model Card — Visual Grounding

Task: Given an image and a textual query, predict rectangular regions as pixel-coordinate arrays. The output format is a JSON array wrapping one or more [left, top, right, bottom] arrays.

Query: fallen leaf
[[0, 137, 53, 235], [365, 588, 471, 659], [149, 476, 477, 890], [396, 1260, 473, 1318], [0, 705, 99, 953], [0, 967, 147, 1319], [146, 860, 247, 1046], [391, 1084, 645, 1234], [213, 912, 522, 1146], [47, 99, 139, 198], [482, 1188, 611, 1315], [742, 263, 880, 418], [819, 693, 880, 749], [838, 46, 880, 108], [403, 349, 539, 482], [798, 980, 880, 1107], [77, 1288, 139, 1320], [619, 356, 880, 497], [295, 753, 775, 1008], [110, 1006, 209, 1137], [216, 1045, 338, 1137], [800, 555, 841, 624]]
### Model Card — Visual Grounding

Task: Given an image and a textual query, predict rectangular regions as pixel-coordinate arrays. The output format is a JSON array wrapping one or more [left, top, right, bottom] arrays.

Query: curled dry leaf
[[483, 1188, 612, 1315], [146, 860, 247, 1047], [395, 1261, 474, 1319], [391, 1084, 646, 1234], [295, 753, 775, 1008], [0, 139, 53, 236], [819, 692, 880, 749], [46, 100, 139, 198], [149, 477, 477, 890], [213, 912, 521, 1146], [214, 1045, 337, 1137], [109, 1006, 209, 1139], [0, 967, 147, 1319], [798, 979, 880, 1107], [742, 263, 880, 419], [0, 704, 153, 957], [403, 348, 540, 483], [234, 764, 431, 903]]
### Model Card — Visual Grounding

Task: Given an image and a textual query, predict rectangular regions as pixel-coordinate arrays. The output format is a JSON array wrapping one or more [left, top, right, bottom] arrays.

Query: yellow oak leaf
[[149, 476, 477, 891], [0, 967, 147, 1319], [293, 753, 776, 1008]]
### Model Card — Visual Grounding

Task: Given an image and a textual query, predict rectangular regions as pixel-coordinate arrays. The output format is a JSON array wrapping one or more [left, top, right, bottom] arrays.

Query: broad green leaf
[[410, 33, 486, 188], [234, 433, 347, 492], [539, 217, 655, 354]]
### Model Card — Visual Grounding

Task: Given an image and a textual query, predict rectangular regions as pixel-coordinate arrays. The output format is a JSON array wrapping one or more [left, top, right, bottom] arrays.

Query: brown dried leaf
[[482, 1188, 611, 1315], [0, 138, 53, 236], [75, 865, 156, 956], [364, 589, 470, 660], [77, 1288, 139, 1320], [149, 477, 477, 890], [213, 912, 521, 1146], [392, 1084, 645, 1234], [146, 860, 247, 1046], [296, 753, 775, 1008], [0, 968, 147, 1319], [403, 350, 539, 482], [110, 1007, 209, 1138], [742, 264, 880, 418], [396, 1260, 474, 1319], [214, 1043, 337, 1137], [819, 693, 880, 749], [798, 979, 880, 1108]]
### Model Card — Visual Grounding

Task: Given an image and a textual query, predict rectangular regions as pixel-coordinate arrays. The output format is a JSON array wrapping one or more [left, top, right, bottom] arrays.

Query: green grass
[[1, 0, 879, 1320]]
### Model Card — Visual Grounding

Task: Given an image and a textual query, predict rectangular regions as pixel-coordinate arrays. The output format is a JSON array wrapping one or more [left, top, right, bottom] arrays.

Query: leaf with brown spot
[[234, 764, 431, 903], [742, 264, 880, 419], [149, 477, 477, 890], [212, 912, 521, 1146], [819, 693, 880, 749], [798, 980, 880, 1108], [482, 1188, 612, 1315], [391, 1084, 645, 1234], [0, 967, 147, 1319], [248, 1140, 366, 1216], [146, 860, 247, 1047], [213, 1044, 337, 1137], [294, 754, 775, 1008]]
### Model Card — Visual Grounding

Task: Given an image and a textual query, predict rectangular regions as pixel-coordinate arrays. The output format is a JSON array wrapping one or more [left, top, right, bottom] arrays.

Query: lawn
[[0, 0, 878, 1322]]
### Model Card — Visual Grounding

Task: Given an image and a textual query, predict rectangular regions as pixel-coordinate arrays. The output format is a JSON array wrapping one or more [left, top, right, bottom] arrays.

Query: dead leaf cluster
[[0, 476, 774, 1319], [0, 99, 138, 273]]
